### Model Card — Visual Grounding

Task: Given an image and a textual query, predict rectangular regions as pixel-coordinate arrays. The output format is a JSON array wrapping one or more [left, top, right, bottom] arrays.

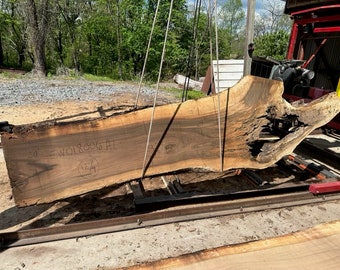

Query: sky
[[187, 0, 285, 14], [187, 0, 287, 18], [241, 0, 265, 11], [241, 0, 286, 14], [200, 0, 267, 10]]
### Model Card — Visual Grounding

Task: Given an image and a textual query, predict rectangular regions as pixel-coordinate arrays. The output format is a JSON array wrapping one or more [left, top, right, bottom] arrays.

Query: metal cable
[[208, 0, 214, 92], [181, 0, 202, 102], [214, 0, 223, 171], [134, 0, 161, 108], [141, 0, 175, 179]]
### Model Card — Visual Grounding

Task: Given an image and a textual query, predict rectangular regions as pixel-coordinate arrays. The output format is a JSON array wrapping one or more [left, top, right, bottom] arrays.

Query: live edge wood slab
[[121, 221, 340, 270], [1, 76, 339, 206]]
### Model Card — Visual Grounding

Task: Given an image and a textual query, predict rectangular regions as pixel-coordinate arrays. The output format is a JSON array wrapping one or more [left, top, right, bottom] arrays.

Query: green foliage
[[185, 89, 205, 100], [0, 0, 292, 81], [163, 86, 205, 100], [0, 0, 28, 68], [219, 0, 245, 58], [0, 70, 22, 79], [254, 30, 289, 60], [83, 73, 116, 82]]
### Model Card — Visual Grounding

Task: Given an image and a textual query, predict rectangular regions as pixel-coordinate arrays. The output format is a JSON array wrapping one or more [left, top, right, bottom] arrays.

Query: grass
[[82, 74, 206, 100], [162, 86, 205, 100], [0, 71, 25, 79], [82, 73, 117, 82]]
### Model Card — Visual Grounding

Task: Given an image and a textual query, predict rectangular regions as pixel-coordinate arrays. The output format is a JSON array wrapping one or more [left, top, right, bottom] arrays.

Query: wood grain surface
[[120, 220, 340, 270], [2, 75, 339, 205]]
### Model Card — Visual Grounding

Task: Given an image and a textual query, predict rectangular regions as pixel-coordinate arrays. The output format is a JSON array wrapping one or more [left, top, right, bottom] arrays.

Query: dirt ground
[[1, 77, 340, 270]]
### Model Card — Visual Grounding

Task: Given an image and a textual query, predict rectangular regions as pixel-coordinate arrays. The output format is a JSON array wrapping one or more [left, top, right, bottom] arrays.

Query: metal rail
[[1, 132, 339, 249], [1, 188, 340, 249]]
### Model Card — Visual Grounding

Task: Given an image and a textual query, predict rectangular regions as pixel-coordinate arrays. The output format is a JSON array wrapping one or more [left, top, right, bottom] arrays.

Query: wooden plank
[[120, 221, 340, 270], [201, 65, 212, 94], [1, 75, 339, 206]]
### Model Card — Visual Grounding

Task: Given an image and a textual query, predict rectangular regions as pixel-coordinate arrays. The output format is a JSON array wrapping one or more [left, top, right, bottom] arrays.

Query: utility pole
[[243, 0, 255, 76]]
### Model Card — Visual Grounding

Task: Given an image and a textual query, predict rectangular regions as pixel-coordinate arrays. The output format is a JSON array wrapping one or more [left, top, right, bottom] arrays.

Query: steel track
[[1, 187, 340, 249], [1, 132, 339, 249]]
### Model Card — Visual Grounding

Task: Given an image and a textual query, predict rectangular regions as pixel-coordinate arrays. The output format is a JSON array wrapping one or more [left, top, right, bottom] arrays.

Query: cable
[[134, 0, 161, 108], [208, 0, 214, 95], [141, 0, 175, 179], [181, 0, 202, 102], [214, 0, 223, 171]]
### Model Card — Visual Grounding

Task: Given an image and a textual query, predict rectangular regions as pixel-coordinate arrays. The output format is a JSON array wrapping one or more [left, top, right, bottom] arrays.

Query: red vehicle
[[252, 0, 340, 132]]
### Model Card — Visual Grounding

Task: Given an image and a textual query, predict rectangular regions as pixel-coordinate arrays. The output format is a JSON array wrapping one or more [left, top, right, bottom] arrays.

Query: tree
[[189, 12, 212, 79], [80, 0, 128, 79], [26, 0, 50, 76], [218, 0, 245, 58], [254, 0, 291, 37], [0, 5, 7, 66], [55, 0, 84, 72], [253, 0, 291, 60], [0, 0, 248, 79], [254, 30, 289, 60], [0, 0, 28, 68]]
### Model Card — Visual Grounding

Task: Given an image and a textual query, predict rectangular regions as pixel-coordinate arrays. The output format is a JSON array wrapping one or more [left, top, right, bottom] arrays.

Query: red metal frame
[[295, 14, 340, 25], [286, 12, 340, 59], [286, 22, 298, 59], [285, 3, 340, 132], [291, 4, 340, 16], [314, 26, 340, 33]]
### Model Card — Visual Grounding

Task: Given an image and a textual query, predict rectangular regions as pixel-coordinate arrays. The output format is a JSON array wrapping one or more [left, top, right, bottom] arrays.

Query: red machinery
[[284, 0, 340, 132], [251, 1, 340, 132]]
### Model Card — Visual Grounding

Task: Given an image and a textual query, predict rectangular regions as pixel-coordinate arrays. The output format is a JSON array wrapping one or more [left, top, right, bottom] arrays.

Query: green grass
[[185, 89, 205, 100], [82, 73, 117, 82], [82, 74, 205, 100], [162, 86, 205, 100], [0, 71, 24, 79]]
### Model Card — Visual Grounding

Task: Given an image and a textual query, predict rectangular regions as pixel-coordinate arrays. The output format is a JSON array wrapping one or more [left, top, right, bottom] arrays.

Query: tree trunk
[[173, 74, 203, 90], [0, 35, 4, 66], [115, 0, 123, 79], [26, 0, 49, 76]]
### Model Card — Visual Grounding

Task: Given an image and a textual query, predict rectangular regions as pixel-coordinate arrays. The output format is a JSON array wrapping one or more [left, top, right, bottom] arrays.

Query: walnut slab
[[1, 75, 339, 206]]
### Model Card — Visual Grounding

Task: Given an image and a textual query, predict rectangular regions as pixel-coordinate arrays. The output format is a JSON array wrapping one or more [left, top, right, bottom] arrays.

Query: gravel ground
[[0, 76, 178, 106], [0, 76, 180, 126]]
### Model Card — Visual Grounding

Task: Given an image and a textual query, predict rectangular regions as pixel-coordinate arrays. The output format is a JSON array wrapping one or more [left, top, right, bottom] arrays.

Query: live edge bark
[[1, 76, 339, 206]]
